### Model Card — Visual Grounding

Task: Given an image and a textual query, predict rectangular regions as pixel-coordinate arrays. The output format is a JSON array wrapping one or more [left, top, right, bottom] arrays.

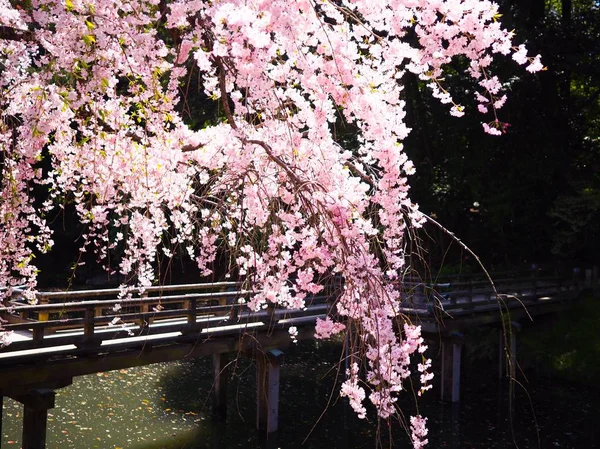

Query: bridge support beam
[[256, 349, 284, 434], [212, 352, 229, 421], [498, 322, 521, 380], [441, 333, 463, 403], [14, 389, 56, 449]]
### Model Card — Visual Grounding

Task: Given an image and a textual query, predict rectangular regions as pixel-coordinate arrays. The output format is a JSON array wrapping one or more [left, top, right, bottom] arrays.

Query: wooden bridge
[[0, 271, 588, 449]]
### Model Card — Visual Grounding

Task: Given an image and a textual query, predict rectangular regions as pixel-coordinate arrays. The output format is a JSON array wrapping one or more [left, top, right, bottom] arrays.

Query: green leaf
[[82, 34, 96, 46]]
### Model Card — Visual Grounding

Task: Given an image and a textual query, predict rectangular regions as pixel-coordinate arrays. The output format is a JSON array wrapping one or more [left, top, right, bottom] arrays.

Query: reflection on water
[[2, 339, 599, 448]]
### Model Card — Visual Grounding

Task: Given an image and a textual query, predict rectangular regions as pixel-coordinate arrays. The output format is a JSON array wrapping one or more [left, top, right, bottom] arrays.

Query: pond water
[[2, 338, 598, 448]]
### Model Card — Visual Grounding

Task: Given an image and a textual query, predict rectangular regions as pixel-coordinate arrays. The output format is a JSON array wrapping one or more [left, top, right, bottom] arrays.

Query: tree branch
[[215, 56, 237, 130], [244, 139, 303, 185], [181, 143, 204, 153], [346, 161, 374, 187], [0, 26, 34, 42]]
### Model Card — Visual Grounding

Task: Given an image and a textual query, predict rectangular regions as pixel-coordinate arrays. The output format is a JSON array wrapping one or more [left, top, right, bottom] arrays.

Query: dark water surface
[[2, 339, 598, 448]]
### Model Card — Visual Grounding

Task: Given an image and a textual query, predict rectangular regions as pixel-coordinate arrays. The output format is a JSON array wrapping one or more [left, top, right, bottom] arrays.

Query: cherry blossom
[[0, 1, 542, 445]]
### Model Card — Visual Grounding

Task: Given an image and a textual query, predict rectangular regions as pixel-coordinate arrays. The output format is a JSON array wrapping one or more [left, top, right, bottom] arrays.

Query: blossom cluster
[[1, 1, 540, 446]]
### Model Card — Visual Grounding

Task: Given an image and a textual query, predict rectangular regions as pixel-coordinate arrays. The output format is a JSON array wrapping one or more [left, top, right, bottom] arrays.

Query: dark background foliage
[[403, 0, 600, 270]]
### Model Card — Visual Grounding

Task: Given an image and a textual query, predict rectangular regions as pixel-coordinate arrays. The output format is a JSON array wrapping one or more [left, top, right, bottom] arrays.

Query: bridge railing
[[6, 281, 244, 323], [0, 274, 582, 354], [400, 275, 580, 312], [0, 282, 338, 354]]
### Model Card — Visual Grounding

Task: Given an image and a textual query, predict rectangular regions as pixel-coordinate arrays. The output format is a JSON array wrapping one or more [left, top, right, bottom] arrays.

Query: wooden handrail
[[32, 281, 243, 300], [1, 290, 254, 313]]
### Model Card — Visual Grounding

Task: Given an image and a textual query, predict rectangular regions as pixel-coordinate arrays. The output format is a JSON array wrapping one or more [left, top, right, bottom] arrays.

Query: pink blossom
[[512, 44, 529, 65], [341, 363, 367, 419], [483, 122, 502, 136], [479, 76, 502, 95], [450, 105, 465, 117], [494, 95, 507, 109], [288, 326, 299, 344], [315, 317, 346, 339], [527, 55, 544, 73], [410, 415, 429, 449]]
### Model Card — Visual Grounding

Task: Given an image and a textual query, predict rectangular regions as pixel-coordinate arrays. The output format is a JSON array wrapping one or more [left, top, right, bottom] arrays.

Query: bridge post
[[441, 332, 463, 403], [15, 388, 56, 449], [498, 322, 521, 380], [212, 352, 229, 421], [256, 349, 284, 434]]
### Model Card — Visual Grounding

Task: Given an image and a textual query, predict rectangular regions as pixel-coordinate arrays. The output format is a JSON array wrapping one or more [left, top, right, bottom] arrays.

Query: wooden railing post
[[229, 303, 239, 322], [136, 291, 150, 329], [187, 297, 197, 326], [182, 296, 191, 318], [83, 305, 95, 343], [266, 303, 276, 324], [32, 325, 44, 344]]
